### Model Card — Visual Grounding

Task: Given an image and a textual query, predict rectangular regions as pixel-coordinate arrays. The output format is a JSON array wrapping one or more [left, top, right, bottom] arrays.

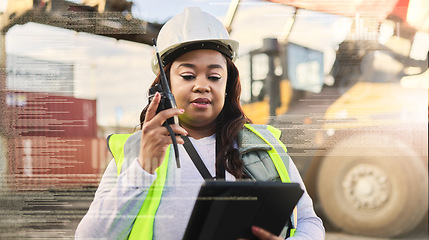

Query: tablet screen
[[182, 181, 303, 240]]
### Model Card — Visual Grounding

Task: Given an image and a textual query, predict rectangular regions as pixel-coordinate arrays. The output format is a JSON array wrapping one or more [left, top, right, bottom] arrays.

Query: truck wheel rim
[[342, 163, 391, 210]]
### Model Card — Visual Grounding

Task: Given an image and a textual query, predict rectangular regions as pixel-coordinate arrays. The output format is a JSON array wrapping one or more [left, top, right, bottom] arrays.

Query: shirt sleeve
[[287, 156, 326, 240], [75, 158, 157, 239]]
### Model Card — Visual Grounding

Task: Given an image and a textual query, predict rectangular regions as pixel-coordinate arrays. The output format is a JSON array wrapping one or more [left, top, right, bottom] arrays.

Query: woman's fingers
[[145, 92, 185, 128], [169, 124, 188, 138], [251, 226, 282, 240], [142, 115, 187, 139], [146, 126, 186, 145], [235, 226, 282, 240], [152, 108, 184, 126], [145, 95, 184, 127], [139, 93, 187, 173], [145, 92, 161, 122]]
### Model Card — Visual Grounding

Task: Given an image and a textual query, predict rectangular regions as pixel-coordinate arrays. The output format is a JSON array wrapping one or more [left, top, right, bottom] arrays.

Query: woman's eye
[[181, 75, 195, 80], [208, 76, 221, 81]]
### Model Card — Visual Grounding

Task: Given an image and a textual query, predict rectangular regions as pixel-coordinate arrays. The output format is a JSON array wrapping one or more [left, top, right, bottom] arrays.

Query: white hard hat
[[152, 7, 239, 74]]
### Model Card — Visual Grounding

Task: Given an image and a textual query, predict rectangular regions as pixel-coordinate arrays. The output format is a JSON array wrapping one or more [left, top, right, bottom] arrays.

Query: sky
[[1, 0, 354, 130]]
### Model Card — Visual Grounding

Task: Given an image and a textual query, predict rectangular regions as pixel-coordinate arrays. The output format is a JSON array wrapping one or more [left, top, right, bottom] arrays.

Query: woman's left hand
[[237, 226, 284, 240], [251, 226, 284, 240]]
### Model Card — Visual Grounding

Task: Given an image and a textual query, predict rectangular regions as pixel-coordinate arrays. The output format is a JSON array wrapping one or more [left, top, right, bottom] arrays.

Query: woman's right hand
[[138, 92, 187, 174]]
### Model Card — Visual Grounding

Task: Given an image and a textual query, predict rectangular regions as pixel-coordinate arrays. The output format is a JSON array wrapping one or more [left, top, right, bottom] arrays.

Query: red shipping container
[[4, 92, 97, 137]]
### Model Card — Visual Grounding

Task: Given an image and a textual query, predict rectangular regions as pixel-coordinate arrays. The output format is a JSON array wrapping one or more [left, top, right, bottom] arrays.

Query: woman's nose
[[192, 78, 210, 93]]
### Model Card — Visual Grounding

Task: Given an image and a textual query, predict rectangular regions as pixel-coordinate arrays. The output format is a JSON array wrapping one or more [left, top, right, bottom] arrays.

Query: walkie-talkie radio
[[149, 38, 180, 168], [149, 39, 179, 125]]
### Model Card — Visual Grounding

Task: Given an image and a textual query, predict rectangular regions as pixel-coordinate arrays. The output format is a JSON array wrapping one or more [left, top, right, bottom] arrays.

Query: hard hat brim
[[151, 39, 238, 74]]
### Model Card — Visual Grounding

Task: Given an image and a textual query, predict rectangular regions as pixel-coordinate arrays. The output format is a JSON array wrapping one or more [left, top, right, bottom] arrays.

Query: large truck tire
[[317, 133, 428, 237]]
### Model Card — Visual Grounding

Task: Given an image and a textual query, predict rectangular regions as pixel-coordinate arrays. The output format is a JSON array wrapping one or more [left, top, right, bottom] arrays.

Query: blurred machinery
[[241, 0, 428, 237]]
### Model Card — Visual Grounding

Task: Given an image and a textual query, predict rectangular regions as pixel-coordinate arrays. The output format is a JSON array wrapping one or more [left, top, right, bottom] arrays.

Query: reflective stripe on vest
[[108, 124, 297, 239], [107, 134, 132, 175], [244, 124, 291, 182], [128, 145, 170, 240], [107, 134, 170, 240]]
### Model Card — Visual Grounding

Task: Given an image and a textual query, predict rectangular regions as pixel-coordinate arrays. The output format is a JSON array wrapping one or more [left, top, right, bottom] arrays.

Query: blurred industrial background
[[0, 0, 428, 239]]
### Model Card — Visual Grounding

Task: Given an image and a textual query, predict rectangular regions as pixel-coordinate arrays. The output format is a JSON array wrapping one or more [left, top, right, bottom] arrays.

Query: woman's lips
[[191, 98, 211, 109]]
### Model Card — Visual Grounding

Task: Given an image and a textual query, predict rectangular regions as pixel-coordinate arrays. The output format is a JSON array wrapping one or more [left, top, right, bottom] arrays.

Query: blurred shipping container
[[0, 91, 110, 191], [3, 91, 97, 137], [4, 136, 109, 191]]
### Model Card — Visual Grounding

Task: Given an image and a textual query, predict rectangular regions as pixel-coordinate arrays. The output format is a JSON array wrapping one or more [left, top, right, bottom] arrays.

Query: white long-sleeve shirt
[[75, 134, 325, 239]]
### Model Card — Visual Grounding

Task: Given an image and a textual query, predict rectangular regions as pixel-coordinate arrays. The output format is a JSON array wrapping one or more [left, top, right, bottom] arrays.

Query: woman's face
[[170, 49, 227, 130]]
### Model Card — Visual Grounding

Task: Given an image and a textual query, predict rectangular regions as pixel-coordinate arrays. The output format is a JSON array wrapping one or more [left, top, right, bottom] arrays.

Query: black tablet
[[182, 181, 304, 240]]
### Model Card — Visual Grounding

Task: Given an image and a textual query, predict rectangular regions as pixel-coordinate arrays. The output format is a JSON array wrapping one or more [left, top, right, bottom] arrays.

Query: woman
[[76, 7, 324, 240]]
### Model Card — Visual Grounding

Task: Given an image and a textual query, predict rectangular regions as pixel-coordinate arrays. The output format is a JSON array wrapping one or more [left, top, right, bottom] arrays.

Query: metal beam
[[224, 0, 241, 33], [1, 0, 162, 46]]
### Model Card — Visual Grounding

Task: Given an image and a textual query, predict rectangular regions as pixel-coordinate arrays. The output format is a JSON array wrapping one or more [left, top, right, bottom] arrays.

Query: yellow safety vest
[[107, 124, 297, 239]]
